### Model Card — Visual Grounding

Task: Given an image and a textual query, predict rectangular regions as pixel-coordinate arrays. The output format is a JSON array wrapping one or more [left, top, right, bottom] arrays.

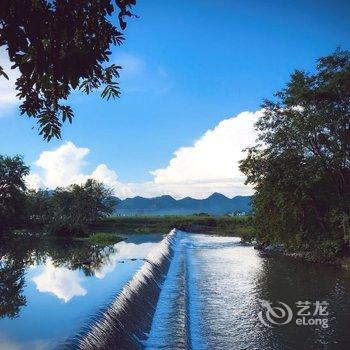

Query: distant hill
[[113, 193, 252, 216]]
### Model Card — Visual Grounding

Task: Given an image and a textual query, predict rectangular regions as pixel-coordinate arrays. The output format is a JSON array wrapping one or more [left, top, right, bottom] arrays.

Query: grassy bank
[[6, 215, 254, 245], [92, 215, 254, 240], [77, 232, 123, 245]]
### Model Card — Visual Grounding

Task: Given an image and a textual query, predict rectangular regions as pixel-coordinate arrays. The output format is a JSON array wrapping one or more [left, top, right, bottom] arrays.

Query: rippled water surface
[[2, 232, 350, 350], [148, 233, 350, 350]]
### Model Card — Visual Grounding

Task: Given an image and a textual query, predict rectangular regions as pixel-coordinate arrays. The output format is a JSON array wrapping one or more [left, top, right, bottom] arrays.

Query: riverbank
[[3, 229, 123, 248], [92, 215, 254, 239], [76, 232, 122, 245], [3, 215, 254, 246], [255, 242, 350, 269], [285, 251, 350, 269]]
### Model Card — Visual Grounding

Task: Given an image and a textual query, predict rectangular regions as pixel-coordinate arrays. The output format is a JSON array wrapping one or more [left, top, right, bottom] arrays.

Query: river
[[1, 232, 350, 349]]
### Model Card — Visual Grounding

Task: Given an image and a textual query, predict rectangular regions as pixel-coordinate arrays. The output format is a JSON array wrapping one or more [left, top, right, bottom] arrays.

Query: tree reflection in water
[[0, 259, 26, 319], [0, 235, 119, 319]]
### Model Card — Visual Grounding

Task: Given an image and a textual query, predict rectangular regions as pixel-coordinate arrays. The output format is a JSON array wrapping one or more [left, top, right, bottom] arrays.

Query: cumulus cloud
[[33, 141, 90, 188], [148, 110, 261, 198], [0, 48, 20, 115], [32, 259, 86, 302], [26, 110, 260, 199], [25, 173, 43, 191], [26, 141, 134, 198]]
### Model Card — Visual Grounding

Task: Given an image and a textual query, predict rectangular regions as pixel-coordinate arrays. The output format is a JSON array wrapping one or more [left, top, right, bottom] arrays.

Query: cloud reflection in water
[[32, 240, 160, 301], [32, 259, 86, 302]]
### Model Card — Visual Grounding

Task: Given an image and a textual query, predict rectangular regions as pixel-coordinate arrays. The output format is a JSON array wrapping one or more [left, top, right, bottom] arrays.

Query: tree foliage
[[49, 179, 116, 235], [0, 0, 136, 140], [240, 49, 350, 255], [0, 155, 29, 230], [25, 189, 53, 227], [0, 154, 117, 235]]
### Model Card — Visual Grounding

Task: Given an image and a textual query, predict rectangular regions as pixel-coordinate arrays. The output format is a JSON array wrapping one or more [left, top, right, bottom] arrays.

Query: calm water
[[0, 234, 163, 349], [1, 232, 350, 350]]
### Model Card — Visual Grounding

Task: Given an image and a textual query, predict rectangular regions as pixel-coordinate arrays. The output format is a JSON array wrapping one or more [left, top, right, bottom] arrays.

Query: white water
[[145, 233, 249, 350], [74, 231, 350, 349], [145, 231, 188, 349], [145, 233, 350, 349], [77, 230, 177, 350]]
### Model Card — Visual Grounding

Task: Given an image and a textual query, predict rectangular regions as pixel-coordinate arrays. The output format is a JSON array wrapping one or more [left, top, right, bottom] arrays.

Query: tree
[[50, 179, 116, 236], [25, 189, 53, 227], [0, 155, 29, 230], [0, 0, 136, 140], [240, 49, 350, 254]]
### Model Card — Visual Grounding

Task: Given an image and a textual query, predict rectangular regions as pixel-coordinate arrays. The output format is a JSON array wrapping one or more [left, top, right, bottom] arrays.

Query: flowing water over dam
[[144, 232, 350, 349], [1, 231, 350, 349], [76, 230, 350, 350]]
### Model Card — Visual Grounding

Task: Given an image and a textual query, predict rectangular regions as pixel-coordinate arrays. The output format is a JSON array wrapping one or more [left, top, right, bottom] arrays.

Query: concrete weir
[[72, 229, 178, 350]]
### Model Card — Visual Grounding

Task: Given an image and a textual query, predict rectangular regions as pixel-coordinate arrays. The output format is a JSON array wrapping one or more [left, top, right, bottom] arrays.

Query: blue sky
[[0, 0, 349, 198]]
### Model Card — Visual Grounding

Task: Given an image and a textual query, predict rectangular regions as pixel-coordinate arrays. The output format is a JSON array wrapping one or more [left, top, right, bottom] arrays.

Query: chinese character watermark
[[258, 299, 329, 329]]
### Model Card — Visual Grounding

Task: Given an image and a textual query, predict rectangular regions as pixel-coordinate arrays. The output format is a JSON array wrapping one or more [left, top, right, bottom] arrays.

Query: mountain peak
[[207, 192, 229, 200], [153, 195, 177, 204], [116, 193, 251, 216], [158, 195, 176, 200]]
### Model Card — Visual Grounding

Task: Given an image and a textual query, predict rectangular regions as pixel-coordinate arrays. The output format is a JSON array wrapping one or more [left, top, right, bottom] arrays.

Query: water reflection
[[0, 233, 163, 350], [94, 241, 161, 279], [32, 259, 87, 302], [147, 234, 350, 350], [3, 233, 350, 350], [255, 255, 350, 349], [185, 234, 350, 350], [0, 259, 26, 319], [0, 237, 118, 317]]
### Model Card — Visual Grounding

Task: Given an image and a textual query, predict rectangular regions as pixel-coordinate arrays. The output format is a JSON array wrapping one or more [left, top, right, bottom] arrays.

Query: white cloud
[[148, 110, 261, 198], [25, 173, 43, 191], [0, 48, 20, 115], [32, 259, 86, 302], [26, 110, 259, 199], [26, 141, 134, 198], [88, 164, 134, 198], [89, 164, 119, 190], [94, 241, 161, 279], [34, 141, 89, 188]]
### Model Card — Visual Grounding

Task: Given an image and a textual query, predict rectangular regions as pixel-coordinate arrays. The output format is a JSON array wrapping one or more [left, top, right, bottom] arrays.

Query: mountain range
[[113, 193, 252, 216]]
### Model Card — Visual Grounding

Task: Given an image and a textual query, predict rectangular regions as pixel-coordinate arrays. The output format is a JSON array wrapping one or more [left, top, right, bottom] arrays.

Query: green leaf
[[0, 66, 9, 80]]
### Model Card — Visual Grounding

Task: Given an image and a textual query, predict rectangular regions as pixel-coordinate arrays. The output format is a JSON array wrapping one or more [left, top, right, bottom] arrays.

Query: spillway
[[64, 231, 350, 350], [70, 229, 178, 350]]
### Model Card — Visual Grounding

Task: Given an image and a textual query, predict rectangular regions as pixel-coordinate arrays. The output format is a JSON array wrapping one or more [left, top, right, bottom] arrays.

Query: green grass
[[77, 232, 123, 245], [92, 215, 254, 239]]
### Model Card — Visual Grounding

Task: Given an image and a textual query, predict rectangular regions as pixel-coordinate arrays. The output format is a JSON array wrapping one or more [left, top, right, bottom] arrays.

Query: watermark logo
[[258, 300, 293, 327], [258, 300, 329, 329]]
